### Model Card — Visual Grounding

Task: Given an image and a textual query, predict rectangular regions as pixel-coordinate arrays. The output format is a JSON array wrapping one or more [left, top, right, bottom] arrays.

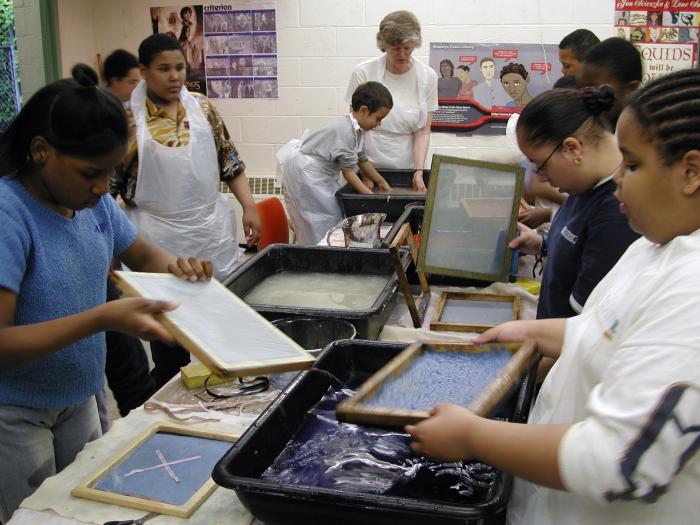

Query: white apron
[[127, 81, 241, 281], [365, 55, 430, 169], [277, 118, 362, 244]]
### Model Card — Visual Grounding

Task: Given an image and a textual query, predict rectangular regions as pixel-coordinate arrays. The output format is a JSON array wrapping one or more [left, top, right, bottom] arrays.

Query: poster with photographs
[[430, 43, 562, 135], [150, 5, 207, 94], [149, 3, 278, 99], [203, 3, 277, 99], [614, 0, 699, 82]]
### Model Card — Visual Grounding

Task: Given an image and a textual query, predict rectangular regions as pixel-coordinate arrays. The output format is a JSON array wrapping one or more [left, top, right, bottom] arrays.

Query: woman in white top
[[345, 10, 438, 192], [406, 68, 700, 525]]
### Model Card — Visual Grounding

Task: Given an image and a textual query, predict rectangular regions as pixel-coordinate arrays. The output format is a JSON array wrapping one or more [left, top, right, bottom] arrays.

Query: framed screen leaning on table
[[417, 155, 525, 283]]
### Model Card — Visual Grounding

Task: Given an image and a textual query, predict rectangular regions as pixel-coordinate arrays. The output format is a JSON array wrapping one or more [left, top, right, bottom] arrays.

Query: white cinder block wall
[[53, 0, 615, 178]]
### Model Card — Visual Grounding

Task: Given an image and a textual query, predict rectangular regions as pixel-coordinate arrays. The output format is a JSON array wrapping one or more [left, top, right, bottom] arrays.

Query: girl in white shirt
[[406, 68, 700, 525]]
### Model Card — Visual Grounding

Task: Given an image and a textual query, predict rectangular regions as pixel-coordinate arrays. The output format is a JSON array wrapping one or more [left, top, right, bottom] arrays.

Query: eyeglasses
[[533, 141, 563, 175]]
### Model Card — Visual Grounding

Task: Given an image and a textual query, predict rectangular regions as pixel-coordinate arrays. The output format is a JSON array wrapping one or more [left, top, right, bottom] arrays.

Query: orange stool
[[255, 196, 290, 250]]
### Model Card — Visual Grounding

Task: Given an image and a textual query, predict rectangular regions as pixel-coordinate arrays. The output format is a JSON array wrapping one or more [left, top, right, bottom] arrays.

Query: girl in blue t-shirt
[[0, 65, 211, 522]]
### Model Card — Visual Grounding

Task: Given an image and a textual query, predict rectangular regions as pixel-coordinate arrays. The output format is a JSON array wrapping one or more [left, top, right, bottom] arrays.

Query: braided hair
[[626, 68, 700, 166], [0, 64, 127, 174], [516, 85, 616, 148]]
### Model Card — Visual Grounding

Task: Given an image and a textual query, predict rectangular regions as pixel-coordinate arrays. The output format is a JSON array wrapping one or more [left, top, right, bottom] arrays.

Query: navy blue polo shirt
[[537, 177, 640, 319]]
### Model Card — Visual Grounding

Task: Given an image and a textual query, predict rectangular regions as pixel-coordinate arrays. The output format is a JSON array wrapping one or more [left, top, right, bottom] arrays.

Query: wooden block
[[179, 363, 236, 390]]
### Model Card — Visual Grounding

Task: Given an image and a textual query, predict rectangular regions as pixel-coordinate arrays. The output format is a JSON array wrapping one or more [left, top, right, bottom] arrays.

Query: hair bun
[[71, 63, 99, 88], [581, 84, 616, 116]]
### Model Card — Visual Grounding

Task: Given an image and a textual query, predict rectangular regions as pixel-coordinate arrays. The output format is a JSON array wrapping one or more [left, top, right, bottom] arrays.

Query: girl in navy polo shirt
[[0, 65, 211, 521], [509, 86, 639, 320]]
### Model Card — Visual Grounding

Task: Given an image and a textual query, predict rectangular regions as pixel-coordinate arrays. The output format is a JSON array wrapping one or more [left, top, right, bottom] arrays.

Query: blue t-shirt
[[0, 177, 137, 408], [537, 178, 640, 319]]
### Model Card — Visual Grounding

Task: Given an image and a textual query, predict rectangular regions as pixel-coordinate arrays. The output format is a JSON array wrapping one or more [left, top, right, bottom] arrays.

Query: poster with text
[[150, 3, 278, 99], [614, 0, 699, 82], [430, 43, 562, 135]]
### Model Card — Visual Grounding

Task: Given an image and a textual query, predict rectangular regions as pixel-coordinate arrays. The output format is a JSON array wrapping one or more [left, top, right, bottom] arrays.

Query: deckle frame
[[336, 341, 538, 428], [71, 424, 238, 518], [417, 154, 525, 282], [113, 271, 315, 377], [430, 292, 520, 333]]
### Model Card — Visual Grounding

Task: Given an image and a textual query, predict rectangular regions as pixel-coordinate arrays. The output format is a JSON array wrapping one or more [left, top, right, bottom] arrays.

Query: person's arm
[[342, 168, 373, 195], [0, 233, 213, 372], [201, 95, 262, 246], [407, 404, 570, 489], [226, 174, 261, 246], [110, 109, 138, 205], [358, 160, 390, 191], [532, 177, 567, 205], [0, 287, 178, 372], [508, 222, 544, 256], [472, 318, 566, 360], [518, 207, 552, 229], [411, 112, 432, 192]]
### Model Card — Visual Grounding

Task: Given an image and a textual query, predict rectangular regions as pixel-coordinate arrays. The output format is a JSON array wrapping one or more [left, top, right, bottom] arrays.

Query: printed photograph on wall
[[429, 43, 562, 135], [149, 3, 278, 99], [202, 3, 278, 99], [150, 5, 206, 94], [613, 0, 699, 83]]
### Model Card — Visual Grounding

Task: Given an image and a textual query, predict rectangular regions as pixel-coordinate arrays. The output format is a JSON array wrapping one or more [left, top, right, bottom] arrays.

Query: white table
[[9, 282, 536, 525], [9, 377, 263, 525]]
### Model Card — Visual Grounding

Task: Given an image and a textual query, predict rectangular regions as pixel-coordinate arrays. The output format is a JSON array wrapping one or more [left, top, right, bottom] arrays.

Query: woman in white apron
[[117, 34, 260, 387], [345, 10, 438, 192]]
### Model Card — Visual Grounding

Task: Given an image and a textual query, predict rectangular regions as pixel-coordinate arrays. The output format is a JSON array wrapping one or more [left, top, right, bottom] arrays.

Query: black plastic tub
[[271, 318, 357, 356], [213, 339, 537, 525], [336, 169, 431, 222], [226, 245, 410, 339], [383, 205, 496, 288], [382, 203, 425, 247]]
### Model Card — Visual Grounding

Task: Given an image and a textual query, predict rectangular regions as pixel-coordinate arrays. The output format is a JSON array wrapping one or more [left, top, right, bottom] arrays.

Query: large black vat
[[226, 245, 410, 339], [336, 168, 431, 222], [213, 339, 537, 525]]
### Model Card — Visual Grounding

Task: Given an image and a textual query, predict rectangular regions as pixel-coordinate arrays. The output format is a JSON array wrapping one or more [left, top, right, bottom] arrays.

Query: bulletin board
[[71, 424, 237, 517], [149, 2, 278, 98], [113, 271, 315, 377]]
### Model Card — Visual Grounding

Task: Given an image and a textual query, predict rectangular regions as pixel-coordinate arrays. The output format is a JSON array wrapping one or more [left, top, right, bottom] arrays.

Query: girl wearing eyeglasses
[[509, 86, 638, 321]]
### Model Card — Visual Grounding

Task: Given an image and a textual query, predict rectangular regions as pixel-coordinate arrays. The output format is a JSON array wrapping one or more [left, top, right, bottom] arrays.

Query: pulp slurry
[[244, 272, 388, 310]]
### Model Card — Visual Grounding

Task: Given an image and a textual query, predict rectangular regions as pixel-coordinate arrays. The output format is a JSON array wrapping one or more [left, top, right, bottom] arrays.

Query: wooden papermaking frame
[[416, 154, 525, 282], [71, 424, 238, 518], [430, 291, 520, 333], [336, 340, 538, 428], [112, 271, 315, 377]]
